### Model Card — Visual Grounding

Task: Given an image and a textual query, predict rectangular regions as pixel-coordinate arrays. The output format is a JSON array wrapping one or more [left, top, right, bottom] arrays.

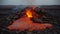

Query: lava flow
[[7, 7, 53, 31]]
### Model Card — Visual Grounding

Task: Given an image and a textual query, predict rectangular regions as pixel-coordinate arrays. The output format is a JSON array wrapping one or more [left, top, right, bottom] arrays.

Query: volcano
[[7, 7, 53, 31]]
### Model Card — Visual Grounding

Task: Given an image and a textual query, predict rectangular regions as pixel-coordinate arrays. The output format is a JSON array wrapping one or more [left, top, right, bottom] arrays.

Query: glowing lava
[[7, 8, 53, 31], [26, 9, 33, 18]]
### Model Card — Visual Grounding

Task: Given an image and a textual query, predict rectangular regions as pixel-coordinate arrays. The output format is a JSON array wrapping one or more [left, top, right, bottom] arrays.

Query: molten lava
[[7, 8, 53, 31], [26, 9, 33, 18]]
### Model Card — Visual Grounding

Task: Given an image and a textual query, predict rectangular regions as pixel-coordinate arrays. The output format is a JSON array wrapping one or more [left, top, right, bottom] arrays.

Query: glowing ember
[[7, 8, 53, 31]]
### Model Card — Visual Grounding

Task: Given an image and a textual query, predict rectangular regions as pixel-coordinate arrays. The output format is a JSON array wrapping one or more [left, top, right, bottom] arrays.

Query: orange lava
[[7, 17, 52, 31], [26, 9, 33, 18]]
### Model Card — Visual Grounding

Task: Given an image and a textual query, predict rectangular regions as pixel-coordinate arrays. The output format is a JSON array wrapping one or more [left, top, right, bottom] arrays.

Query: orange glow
[[26, 9, 33, 18], [7, 17, 52, 31]]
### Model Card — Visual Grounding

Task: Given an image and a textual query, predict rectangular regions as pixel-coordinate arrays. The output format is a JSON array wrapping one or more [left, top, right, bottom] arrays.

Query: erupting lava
[[7, 7, 53, 31], [26, 9, 33, 18]]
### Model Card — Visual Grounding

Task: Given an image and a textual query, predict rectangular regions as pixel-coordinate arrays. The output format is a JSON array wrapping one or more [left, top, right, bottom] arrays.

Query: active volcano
[[7, 7, 53, 31]]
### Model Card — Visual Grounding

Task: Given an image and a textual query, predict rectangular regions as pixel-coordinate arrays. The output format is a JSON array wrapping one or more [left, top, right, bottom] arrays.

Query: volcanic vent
[[7, 6, 53, 31]]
